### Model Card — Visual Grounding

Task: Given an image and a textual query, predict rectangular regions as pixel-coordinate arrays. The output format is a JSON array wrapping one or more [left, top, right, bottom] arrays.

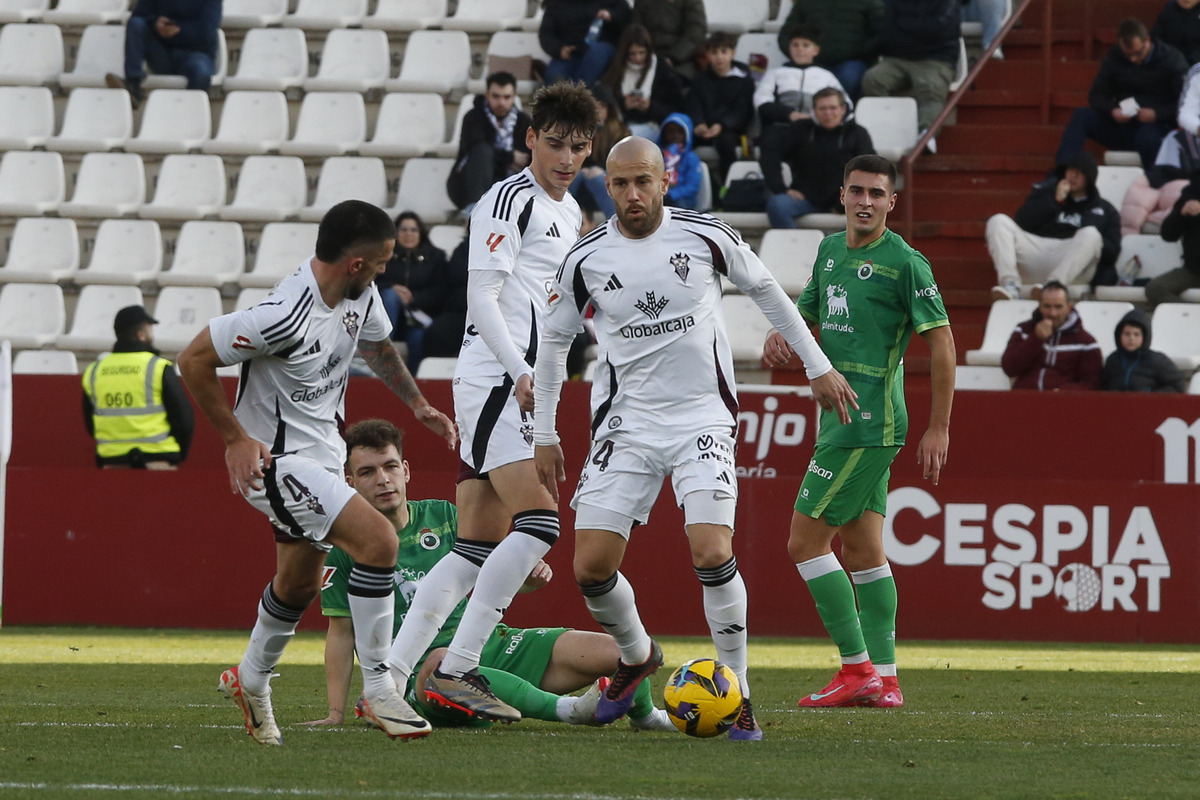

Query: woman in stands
[[376, 211, 450, 373], [600, 23, 685, 139]]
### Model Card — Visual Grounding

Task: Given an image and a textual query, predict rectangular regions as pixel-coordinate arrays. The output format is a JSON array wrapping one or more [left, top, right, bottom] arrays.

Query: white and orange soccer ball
[[662, 657, 742, 738]]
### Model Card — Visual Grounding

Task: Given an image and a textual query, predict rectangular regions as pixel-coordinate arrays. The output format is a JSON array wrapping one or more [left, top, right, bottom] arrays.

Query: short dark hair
[[706, 32, 736, 51], [345, 418, 405, 465], [788, 24, 821, 46], [315, 200, 396, 263], [486, 71, 517, 90], [529, 80, 597, 142], [1041, 280, 1071, 301], [1117, 18, 1149, 45], [813, 86, 844, 105], [844, 154, 897, 188]]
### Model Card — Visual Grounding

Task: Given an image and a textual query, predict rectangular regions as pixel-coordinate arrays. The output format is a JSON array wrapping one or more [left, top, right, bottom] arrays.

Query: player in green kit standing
[[764, 154, 956, 709]]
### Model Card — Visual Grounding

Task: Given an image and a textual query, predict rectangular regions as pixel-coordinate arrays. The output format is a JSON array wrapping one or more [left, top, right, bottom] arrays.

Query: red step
[[937, 124, 1063, 156]]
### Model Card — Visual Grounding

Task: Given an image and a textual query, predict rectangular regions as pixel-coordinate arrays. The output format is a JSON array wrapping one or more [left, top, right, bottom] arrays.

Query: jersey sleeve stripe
[[562, 224, 606, 262], [261, 290, 314, 345], [572, 253, 592, 314], [673, 209, 743, 243], [692, 231, 728, 276], [491, 174, 533, 219]]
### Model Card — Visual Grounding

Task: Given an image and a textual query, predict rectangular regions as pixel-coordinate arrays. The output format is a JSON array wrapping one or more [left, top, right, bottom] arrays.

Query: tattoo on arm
[[357, 339, 421, 406]]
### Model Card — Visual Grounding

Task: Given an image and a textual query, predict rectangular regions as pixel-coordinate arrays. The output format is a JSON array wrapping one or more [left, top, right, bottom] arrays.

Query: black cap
[[113, 305, 157, 338]]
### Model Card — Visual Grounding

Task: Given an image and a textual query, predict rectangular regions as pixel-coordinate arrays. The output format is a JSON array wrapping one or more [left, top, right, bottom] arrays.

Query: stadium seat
[[305, 28, 391, 93], [1103, 151, 1142, 167], [0, 217, 80, 284], [721, 294, 773, 364], [152, 286, 223, 354], [467, 32, 549, 95], [0, 150, 64, 216], [201, 90, 289, 155], [954, 365, 1011, 390], [139, 154, 227, 221], [235, 286, 272, 310], [217, 155, 308, 223], [763, 0, 792, 33], [241, 222, 319, 289], [0, 86, 52, 150], [1189, 371, 1200, 395], [359, 92, 446, 159], [961, 0, 1011, 39], [1073, 300, 1133, 359], [965, 299, 1037, 366], [1095, 165, 1143, 209], [734, 32, 788, 76], [74, 219, 163, 286], [696, 161, 713, 212], [221, 0, 287, 28], [428, 224, 465, 256], [0, 282, 65, 349], [281, 0, 366, 30], [0, 23, 62, 86], [854, 97, 919, 161], [363, 0, 446, 32], [43, 0, 128, 25], [387, 30, 471, 94], [45, 87, 134, 153], [1094, 234, 1183, 302], [436, 94, 478, 157], [415, 357, 458, 378], [278, 91, 368, 157], [57, 23, 122, 90], [126, 89, 212, 154], [59, 152, 147, 218], [157, 221, 245, 288], [144, 28, 227, 90], [223, 28, 308, 92], [757, 229, 822, 296], [713, 161, 776, 231], [444, 0, 527, 34], [704, 0, 768, 34], [392, 158, 457, 225], [58, 285, 144, 352], [300, 157, 388, 223], [519, 4, 543, 32], [949, 37, 968, 93], [12, 349, 78, 374], [0, 0, 50, 24], [1151, 303, 1200, 370]]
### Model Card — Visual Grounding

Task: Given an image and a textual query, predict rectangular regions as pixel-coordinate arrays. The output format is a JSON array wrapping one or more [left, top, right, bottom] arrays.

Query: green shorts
[[408, 624, 569, 728], [794, 444, 901, 527]]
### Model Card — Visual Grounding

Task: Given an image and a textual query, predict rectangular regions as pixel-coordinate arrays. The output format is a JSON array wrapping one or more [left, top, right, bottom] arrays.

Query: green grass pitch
[[2, 627, 1200, 799]]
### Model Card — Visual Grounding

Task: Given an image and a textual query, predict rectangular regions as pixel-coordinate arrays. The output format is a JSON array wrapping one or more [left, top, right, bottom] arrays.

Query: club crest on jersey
[[826, 284, 849, 317], [635, 291, 669, 320], [342, 310, 360, 338], [858, 262, 874, 280], [419, 529, 441, 550], [307, 495, 326, 516], [671, 252, 690, 282], [521, 422, 534, 446]]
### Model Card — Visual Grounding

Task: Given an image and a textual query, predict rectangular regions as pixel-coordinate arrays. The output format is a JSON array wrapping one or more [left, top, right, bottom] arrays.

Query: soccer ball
[[662, 657, 743, 738]]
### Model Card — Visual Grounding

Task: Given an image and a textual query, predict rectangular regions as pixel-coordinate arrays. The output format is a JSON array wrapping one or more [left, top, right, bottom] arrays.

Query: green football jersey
[[321, 499, 463, 655], [798, 229, 949, 448]]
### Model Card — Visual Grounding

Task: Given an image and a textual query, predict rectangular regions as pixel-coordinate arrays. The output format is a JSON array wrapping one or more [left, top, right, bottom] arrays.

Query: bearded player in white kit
[[386, 81, 599, 723], [532, 136, 859, 738]]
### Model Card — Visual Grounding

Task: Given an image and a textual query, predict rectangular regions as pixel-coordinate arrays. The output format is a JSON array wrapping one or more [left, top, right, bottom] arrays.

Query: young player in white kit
[[386, 82, 599, 723], [532, 136, 859, 738], [178, 201, 456, 745]]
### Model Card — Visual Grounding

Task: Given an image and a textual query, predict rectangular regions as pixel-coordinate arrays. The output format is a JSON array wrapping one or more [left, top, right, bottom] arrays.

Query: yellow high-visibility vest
[[82, 351, 180, 459]]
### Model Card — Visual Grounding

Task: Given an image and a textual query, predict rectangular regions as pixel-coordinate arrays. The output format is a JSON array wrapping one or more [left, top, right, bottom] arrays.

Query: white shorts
[[454, 374, 534, 478], [570, 428, 739, 525], [245, 453, 356, 552]]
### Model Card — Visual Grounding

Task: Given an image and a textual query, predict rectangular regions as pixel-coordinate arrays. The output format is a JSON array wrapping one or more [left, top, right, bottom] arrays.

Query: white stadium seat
[[704, 0, 768, 34], [444, 0, 527, 34], [74, 219, 163, 286], [415, 357, 458, 378], [300, 157, 388, 223], [721, 295, 773, 364], [0, 86, 53, 150], [855, 97, 919, 161], [757, 229, 822, 296], [43, 0, 128, 26], [1094, 234, 1183, 302], [241, 222, 319, 289], [965, 299, 1037, 366], [387, 30, 471, 94], [1095, 165, 1144, 209], [218, 155, 308, 223], [12, 349, 78, 374], [282, 0, 366, 30], [1074, 300, 1134, 359], [201, 90, 289, 156], [359, 92, 446, 159], [59, 152, 147, 218], [764, 0, 792, 33], [140, 154, 227, 221], [0, 283, 65, 349], [223, 28, 308, 92], [1151, 304, 1200, 371], [0, 217, 80, 284], [363, 0, 446, 32], [221, 0, 287, 28], [0, 150, 64, 216], [126, 89, 212, 154], [428, 224, 466, 255], [1189, 371, 1200, 395], [236, 287, 272, 310], [437, 94, 478, 157], [152, 286, 224, 354], [954, 365, 1012, 391], [278, 91, 368, 157], [713, 161, 777, 231], [0, 23, 62, 86], [393, 158, 457, 225], [59, 285, 144, 352], [467, 32, 548, 95], [0, 0, 50, 24], [45, 87, 133, 153], [158, 221, 246, 288], [734, 33, 787, 76], [58, 23, 122, 89], [305, 28, 391, 93]]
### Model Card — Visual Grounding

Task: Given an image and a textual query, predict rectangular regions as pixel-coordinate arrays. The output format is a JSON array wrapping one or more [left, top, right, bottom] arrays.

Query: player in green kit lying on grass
[[304, 418, 674, 731]]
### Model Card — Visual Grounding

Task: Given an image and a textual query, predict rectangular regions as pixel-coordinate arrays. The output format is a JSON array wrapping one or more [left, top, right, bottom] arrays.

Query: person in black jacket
[[685, 33, 754, 185], [600, 23, 685, 139], [376, 212, 450, 372], [1101, 309, 1184, 392], [1152, 0, 1200, 66], [1147, 177, 1200, 306], [540, 0, 632, 86], [762, 87, 875, 228], [446, 72, 533, 212], [1056, 17, 1188, 170], [986, 151, 1122, 299], [422, 232, 469, 360], [105, 0, 222, 106]]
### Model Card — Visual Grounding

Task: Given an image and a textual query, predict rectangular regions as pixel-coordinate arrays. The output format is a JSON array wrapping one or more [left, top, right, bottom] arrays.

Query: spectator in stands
[[540, 0, 632, 87], [1055, 18, 1187, 171], [1147, 176, 1200, 306], [659, 113, 702, 209], [1101, 309, 1184, 392], [961, 0, 1008, 58], [776, 0, 884, 100], [105, 0, 222, 107], [445, 72, 533, 214], [570, 83, 628, 222], [1001, 281, 1102, 391], [755, 26, 851, 131], [761, 86, 875, 228], [1152, 0, 1200, 66], [1118, 129, 1196, 236], [986, 151, 1121, 300], [685, 32, 755, 186], [422, 233, 469, 360], [861, 0, 960, 147], [632, 0, 707, 80], [601, 23, 685, 139], [376, 212, 450, 374], [82, 305, 194, 469]]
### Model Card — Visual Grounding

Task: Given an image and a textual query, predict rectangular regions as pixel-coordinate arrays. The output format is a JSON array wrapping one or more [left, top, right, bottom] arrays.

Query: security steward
[[82, 305, 194, 469]]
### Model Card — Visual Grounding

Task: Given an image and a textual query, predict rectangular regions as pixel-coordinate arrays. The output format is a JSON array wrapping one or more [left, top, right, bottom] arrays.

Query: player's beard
[[620, 199, 663, 238]]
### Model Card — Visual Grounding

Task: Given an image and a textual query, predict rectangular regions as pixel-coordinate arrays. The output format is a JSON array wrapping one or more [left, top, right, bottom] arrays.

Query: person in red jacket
[[1001, 280, 1102, 390]]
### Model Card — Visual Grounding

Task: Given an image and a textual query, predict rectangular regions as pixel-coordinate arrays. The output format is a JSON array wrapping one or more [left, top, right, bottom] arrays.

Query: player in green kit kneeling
[[307, 419, 674, 731], [764, 154, 956, 709]]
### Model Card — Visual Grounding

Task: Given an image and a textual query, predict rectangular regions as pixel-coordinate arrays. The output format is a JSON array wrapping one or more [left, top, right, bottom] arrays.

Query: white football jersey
[[544, 208, 776, 439], [456, 167, 583, 380], [209, 260, 390, 470]]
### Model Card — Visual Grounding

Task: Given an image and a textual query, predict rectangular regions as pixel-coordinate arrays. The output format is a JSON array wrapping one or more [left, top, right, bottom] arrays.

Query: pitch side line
[[0, 785, 801, 800]]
